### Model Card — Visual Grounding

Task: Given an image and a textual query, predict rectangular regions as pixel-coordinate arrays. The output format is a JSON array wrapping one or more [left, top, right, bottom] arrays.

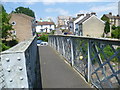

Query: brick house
[[9, 13, 36, 42]]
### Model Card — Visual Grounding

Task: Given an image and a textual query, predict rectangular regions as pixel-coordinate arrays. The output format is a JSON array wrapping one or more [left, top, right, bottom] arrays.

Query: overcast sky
[[1, 0, 119, 23]]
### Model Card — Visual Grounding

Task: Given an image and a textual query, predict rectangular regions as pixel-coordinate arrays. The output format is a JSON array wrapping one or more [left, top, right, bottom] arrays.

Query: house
[[36, 19, 55, 33], [57, 16, 72, 29], [9, 13, 36, 42], [75, 13, 105, 37], [101, 12, 120, 27], [68, 14, 85, 34]]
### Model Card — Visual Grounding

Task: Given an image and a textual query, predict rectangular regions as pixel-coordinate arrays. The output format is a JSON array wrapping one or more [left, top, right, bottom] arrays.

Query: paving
[[39, 46, 93, 88]]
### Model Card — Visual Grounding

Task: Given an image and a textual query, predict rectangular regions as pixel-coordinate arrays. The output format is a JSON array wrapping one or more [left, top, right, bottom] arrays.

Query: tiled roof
[[77, 14, 91, 24], [104, 14, 120, 19], [37, 21, 55, 25]]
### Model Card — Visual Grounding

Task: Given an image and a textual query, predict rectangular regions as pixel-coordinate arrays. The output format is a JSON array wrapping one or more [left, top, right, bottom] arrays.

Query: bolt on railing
[[48, 35, 120, 89]]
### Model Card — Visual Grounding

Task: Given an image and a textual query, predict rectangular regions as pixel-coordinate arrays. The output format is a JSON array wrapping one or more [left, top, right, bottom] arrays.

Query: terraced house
[[68, 12, 105, 37]]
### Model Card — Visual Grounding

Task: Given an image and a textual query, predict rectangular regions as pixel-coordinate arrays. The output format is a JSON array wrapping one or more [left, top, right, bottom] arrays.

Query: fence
[[0, 36, 41, 88], [48, 35, 120, 89]]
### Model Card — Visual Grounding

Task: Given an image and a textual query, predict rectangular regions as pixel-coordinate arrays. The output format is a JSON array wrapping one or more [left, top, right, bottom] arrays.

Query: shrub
[[0, 42, 10, 52], [37, 34, 48, 42]]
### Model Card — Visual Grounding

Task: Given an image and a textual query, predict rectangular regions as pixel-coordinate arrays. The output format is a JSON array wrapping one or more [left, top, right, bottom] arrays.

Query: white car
[[40, 42, 48, 46]]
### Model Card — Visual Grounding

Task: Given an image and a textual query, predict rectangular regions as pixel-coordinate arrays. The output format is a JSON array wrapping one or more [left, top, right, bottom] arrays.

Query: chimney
[[117, 14, 119, 17], [91, 12, 96, 16], [109, 12, 112, 15], [86, 13, 90, 16], [77, 14, 84, 17]]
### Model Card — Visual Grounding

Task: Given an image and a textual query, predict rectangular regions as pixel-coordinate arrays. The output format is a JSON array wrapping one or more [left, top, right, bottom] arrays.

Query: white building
[[68, 14, 85, 34], [36, 21, 55, 33], [57, 16, 72, 29]]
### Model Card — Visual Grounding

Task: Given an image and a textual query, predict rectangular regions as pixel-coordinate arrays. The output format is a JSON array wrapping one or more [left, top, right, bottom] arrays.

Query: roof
[[77, 14, 91, 24], [37, 21, 55, 25], [104, 14, 120, 19], [69, 16, 82, 23], [10, 13, 35, 20], [58, 16, 71, 20]]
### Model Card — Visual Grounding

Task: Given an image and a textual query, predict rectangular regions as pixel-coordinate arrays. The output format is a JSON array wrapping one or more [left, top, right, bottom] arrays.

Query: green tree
[[0, 5, 13, 40], [112, 25, 116, 30], [101, 15, 109, 22], [111, 26, 120, 39], [12, 7, 35, 18], [104, 21, 110, 34]]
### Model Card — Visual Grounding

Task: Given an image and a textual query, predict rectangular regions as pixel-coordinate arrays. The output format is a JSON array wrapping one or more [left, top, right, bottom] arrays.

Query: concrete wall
[[9, 14, 34, 42], [82, 16, 105, 37], [1, 36, 41, 88], [0, 60, 6, 88]]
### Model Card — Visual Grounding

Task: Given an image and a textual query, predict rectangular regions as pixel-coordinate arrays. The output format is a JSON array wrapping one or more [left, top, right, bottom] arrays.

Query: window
[[11, 21, 16, 25]]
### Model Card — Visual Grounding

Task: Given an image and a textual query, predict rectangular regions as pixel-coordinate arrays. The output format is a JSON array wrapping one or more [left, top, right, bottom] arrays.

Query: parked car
[[37, 40, 42, 46], [40, 42, 48, 46], [37, 40, 48, 46]]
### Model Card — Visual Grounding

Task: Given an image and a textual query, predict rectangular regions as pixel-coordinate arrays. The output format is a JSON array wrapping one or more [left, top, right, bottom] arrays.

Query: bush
[[8, 39, 18, 47], [37, 34, 48, 42], [112, 25, 116, 30], [111, 29, 120, 39], [0, 42, 10, 52]]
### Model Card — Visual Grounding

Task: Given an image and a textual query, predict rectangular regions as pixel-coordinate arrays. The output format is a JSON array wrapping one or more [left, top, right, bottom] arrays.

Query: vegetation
[[0, 5, 18, 52], [37, 33, 48, 42], [104, 21, 110, 35], [111, 26, 120, 39], [0, 5, 13, 40], [12, 6, 35, 18], [101, 15, 109, 22]]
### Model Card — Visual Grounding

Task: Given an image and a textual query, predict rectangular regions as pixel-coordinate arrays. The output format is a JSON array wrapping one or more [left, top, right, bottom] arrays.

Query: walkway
[[39, 46, 92, 88]]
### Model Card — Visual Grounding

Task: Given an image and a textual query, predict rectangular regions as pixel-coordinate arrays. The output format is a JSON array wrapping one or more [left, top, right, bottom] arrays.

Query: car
[[40, 42, 48, 46], [37, 40, 42, 46]]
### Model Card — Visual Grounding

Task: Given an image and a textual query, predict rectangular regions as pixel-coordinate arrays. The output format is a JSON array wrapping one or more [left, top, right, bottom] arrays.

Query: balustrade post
[[62, 37, 65, 57], [57, 37, 60, 52], [88, 40, 91, 83], [70, 38, 74, 66]]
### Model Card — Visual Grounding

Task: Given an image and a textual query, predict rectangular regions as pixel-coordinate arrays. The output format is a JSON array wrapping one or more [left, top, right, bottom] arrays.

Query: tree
[[111, 26, 120, 39], [104, 21, 110, 35], [101, 15, 109, 22], [0, 5, 13, 40], [12, 7, 35, 18]]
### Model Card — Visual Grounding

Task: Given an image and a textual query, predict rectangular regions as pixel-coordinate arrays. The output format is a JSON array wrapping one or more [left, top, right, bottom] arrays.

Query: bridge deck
[[39, 46, 92, 88]]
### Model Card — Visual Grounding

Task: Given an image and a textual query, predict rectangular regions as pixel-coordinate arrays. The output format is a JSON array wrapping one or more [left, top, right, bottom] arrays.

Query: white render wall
[[36, 25, 55, 33], [73, 16, 84, 32]]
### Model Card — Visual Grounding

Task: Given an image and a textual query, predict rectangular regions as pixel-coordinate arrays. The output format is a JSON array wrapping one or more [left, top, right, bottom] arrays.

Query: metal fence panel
[[48, 35, 120, 89]]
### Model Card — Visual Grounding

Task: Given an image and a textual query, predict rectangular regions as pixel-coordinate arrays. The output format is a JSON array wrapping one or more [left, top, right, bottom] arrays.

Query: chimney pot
[[91, 12, 96, 15], [109, 12, 112, 15], [77, 14, 84, 17]]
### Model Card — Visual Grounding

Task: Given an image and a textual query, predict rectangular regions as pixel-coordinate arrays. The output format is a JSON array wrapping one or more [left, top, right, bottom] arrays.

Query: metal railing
[[1, 36, 40, 88], [48, 35, 120, 89]]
